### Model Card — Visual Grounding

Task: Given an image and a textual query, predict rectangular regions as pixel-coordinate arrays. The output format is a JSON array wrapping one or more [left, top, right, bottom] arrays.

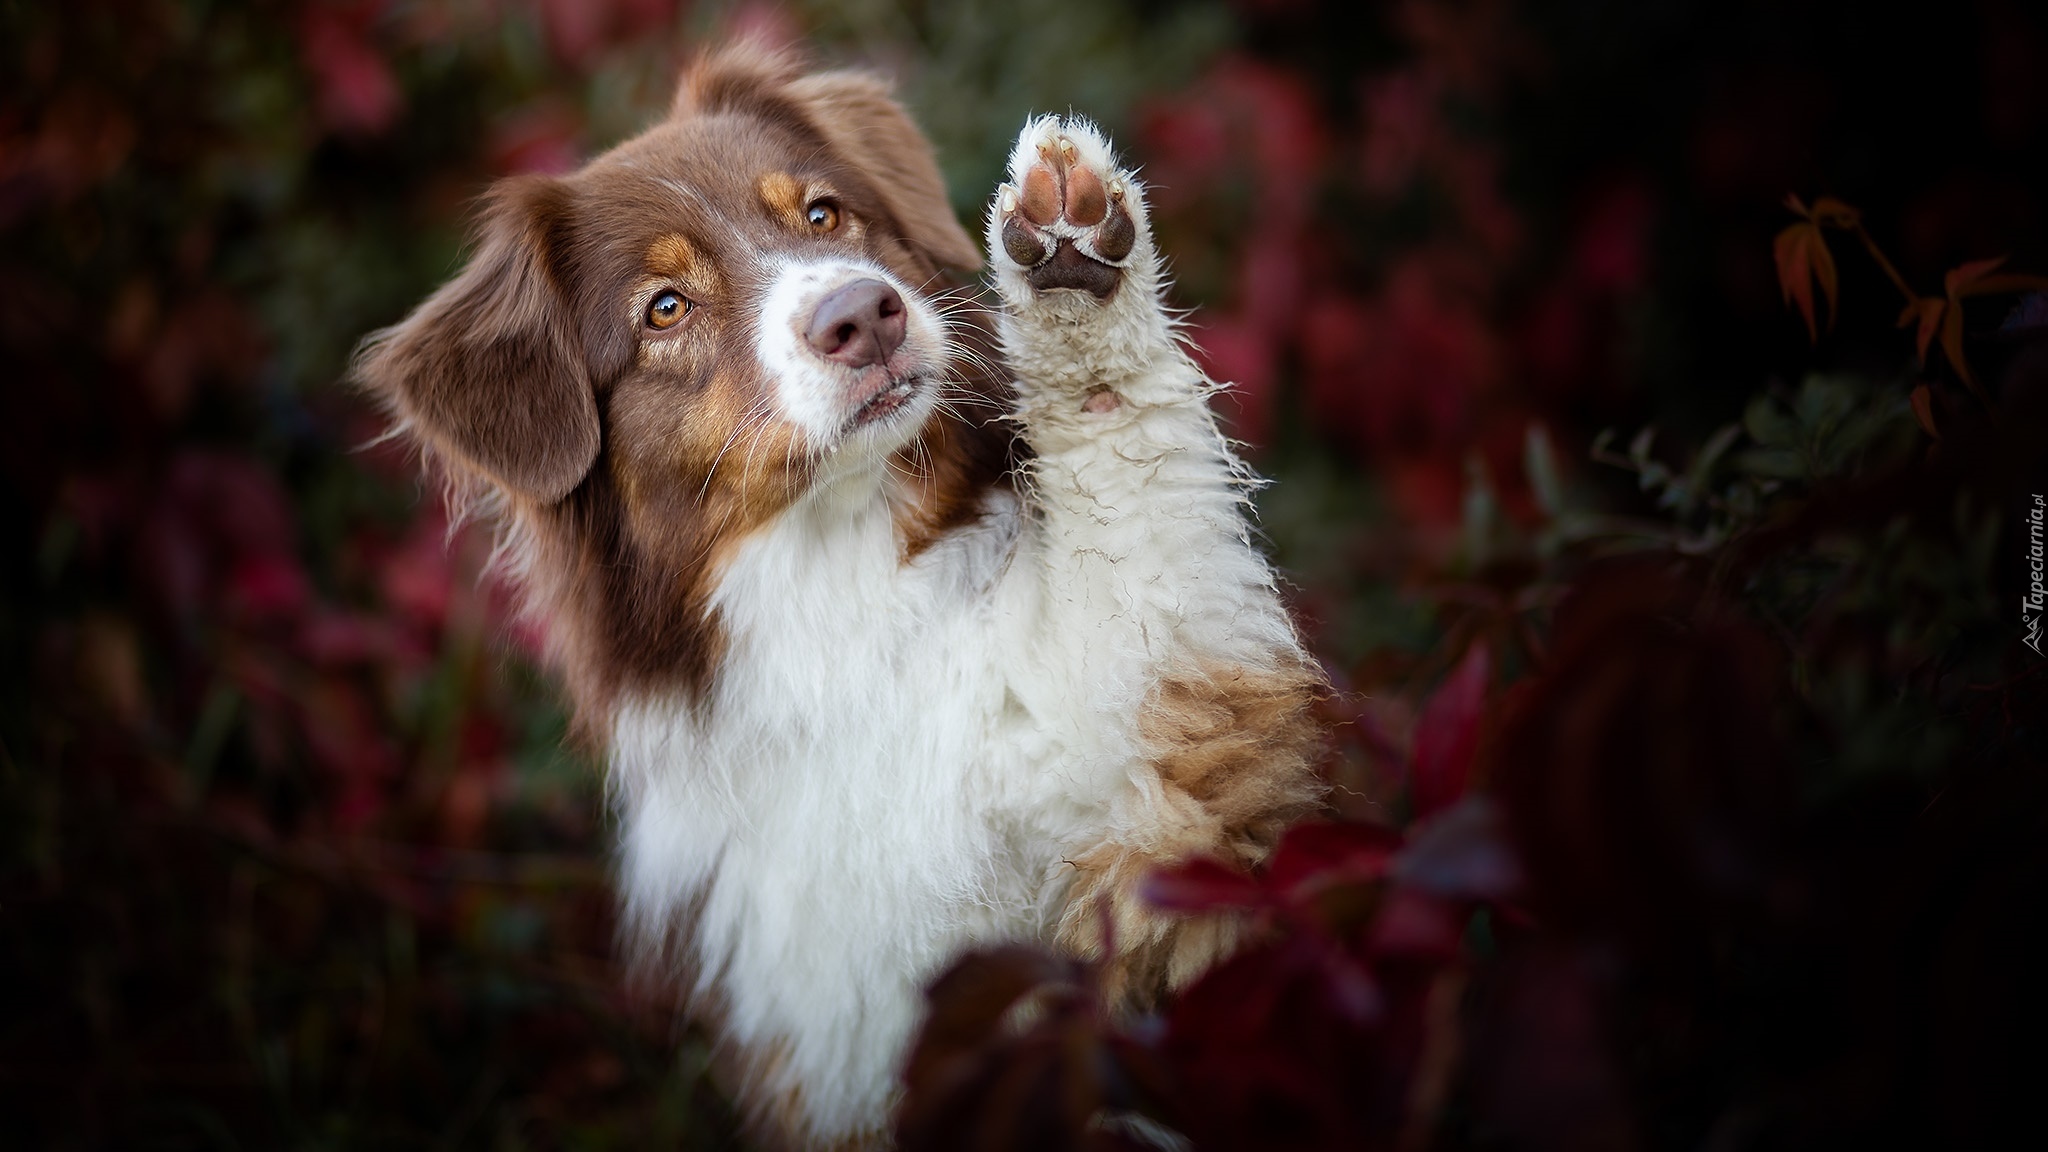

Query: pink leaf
[[1395, 796, 1523, 900], [1143, 857, 1271, 913], [1268, 820, 1404, 894], [1318, 945, 1386, 1023], [1409, 642, 1491, 818], [1366, 887, 1465, 960], [299, 4, 402, 136]]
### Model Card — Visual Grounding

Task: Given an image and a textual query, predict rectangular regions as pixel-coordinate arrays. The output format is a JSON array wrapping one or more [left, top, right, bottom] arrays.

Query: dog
[[356, 43, 1324, 1148]]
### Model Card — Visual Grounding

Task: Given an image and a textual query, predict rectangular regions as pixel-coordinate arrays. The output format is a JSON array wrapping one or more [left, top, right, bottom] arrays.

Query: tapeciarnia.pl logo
[[2027, 493, 2045, 657]]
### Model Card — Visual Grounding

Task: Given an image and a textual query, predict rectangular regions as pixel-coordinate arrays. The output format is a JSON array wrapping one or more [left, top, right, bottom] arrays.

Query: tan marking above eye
[[642, 233, 723, 308], [647, 233, 696, 275], [756, 172, 807, 224]]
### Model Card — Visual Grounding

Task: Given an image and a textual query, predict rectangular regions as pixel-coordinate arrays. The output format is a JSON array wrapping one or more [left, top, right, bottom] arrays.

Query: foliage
[[1774, 193, 2048, 407], [1, 0, 1231, 1145], [6, 0, 2048, 1149], [892, 3, 2048, 1149], [898, 297, 2048, 1150]]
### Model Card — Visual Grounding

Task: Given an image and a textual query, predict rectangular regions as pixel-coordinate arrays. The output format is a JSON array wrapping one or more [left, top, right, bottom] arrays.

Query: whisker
[[700, 399, 776, 504], [734, 404, 782, 528]]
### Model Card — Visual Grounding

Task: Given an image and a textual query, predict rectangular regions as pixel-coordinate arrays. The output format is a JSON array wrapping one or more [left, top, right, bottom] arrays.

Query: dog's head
[[356, 44, 1009, 712], [359, 41, 983, 502]]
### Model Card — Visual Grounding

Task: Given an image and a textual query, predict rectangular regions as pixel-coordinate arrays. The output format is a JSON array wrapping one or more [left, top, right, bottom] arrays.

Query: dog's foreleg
[[984, 116, 1324, 1007]]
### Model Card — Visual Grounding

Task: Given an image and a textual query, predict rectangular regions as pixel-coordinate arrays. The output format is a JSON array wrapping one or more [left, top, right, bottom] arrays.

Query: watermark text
[[2026, 493, 2044, 656]]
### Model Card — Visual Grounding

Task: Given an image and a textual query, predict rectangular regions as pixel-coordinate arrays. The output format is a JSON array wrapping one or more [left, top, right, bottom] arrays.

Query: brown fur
[[355, 44, 1017, 735], [356, 48, 1022, 1141], [755, 171, 812, 227], [641, 934, 894, 1150], [1057, 659, 1328, 1008], [885, 317, 1014, 560], [357, 40, 1325, 1144]]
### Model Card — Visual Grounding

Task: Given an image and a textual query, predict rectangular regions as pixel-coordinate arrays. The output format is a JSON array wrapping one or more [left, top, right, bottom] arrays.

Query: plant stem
[[1851, 223, 1918, 305]]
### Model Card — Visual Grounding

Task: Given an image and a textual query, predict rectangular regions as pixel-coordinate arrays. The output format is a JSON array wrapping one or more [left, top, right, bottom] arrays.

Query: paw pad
[[996, 126, 1139, 300]]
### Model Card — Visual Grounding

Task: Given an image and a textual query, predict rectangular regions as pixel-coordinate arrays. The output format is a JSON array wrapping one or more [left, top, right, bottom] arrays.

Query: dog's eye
[[646, 290, 692, 330], [805, 200, 841, 232]]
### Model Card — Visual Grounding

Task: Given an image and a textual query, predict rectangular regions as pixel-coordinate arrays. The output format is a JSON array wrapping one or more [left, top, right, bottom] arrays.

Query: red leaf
[[1770, 194, 1857, 341], [226, 554, 308, 619], [1939, 292, 1978, 398], [1318, 944, 1386, 1023], [1395, 796, 1523, 900], [1163, 933, 1390, 1145], [1897, 297, 1945, 365], [1909, 384, 1939, 440], [1409, 642, 1492, 818], [487, 99, 584, 176], [298, 5, 402, 136], [1268, 820, 1404, 893], [897, 946, 1110, 1152], [1929, 256, 2048, 400], [1954, 272, 2048, 299], [1943, 255, 2008, 297], [905, 946, 1079, 1080], [539, 0, 611, 68], [1773, 221, 1836, 342], [1190, 312, 1280, 448], [1143, 857, 1270, 913], [1366, 887, 1465, 960], [1807, 196, 1860, 228], [300, 610, 394, 664]]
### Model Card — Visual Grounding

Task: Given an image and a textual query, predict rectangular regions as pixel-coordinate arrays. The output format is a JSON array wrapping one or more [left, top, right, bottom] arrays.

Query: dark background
[[5, 1, 2046, 1147]]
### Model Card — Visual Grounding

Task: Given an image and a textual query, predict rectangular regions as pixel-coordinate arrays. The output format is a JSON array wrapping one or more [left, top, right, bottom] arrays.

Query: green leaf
[[1691, 424, 1742, 486], [1524, 424, 1565, 518], [1628, 426, 1656, 466], [1734, 446, 1808, 480], [1743, 395, 1798, 449], [1795, 374, 1854, 440], [1460, 455, 1497, 572]]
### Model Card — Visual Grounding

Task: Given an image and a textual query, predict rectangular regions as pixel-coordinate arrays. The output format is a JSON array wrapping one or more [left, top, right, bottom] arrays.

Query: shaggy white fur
[[609, 116, 1308, 1144]]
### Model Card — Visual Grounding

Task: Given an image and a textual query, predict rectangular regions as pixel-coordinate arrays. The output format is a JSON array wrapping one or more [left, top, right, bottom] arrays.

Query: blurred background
[[5, 1, 2047, 1148]]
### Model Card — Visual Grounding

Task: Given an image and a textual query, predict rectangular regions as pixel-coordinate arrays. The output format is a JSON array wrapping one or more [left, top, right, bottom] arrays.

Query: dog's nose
[[805, 279, 906, 368]]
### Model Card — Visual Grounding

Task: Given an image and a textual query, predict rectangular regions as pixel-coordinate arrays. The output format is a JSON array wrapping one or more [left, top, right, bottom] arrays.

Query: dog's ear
[[672, 42, 978, 274], [355, 176, 603, 504], [673, 38, 803, 117], [785, 70, 982, 273]]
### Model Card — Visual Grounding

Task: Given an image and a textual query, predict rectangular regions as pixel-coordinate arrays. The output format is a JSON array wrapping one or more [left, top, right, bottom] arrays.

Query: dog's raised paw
[[990, 117, 1142, 301]]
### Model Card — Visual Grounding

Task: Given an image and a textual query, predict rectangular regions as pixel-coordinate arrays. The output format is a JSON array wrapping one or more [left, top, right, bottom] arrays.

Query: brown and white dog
[[357, 43, 1323, 1148]]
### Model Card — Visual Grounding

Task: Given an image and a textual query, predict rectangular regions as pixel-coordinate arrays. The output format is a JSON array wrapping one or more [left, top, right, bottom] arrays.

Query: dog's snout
[[805, 279, 906, 368]]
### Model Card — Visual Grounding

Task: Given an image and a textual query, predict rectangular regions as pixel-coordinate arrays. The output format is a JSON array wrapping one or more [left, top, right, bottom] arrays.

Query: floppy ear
[[784, 70, 982, 272], [355, 176, 603, 504], [673, 37, 803, 117], [672, 42, 978, 273]]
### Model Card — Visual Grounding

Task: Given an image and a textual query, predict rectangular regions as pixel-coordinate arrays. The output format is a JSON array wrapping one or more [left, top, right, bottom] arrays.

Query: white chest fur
[[610, 400, 1292, 1138], [608, 115, 1311, 1144], [609, 476, 1063, 1136]]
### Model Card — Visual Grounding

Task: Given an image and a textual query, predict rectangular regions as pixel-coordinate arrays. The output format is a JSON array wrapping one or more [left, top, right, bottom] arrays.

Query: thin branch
[[1849, 222, 1918, 306]]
